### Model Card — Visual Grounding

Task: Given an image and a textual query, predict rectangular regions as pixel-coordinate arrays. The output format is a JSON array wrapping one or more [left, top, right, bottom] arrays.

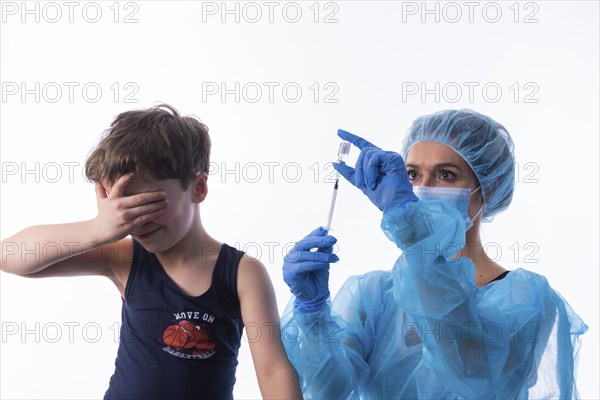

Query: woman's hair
[[401, 109, 515, 221], [85, 104, 210, 189]]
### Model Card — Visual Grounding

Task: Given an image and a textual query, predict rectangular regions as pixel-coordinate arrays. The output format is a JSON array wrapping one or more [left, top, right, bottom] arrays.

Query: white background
[[1, 1, 598, 399]]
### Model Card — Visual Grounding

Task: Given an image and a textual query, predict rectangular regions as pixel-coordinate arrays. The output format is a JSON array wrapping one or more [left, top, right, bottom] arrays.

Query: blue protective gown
[[281, 201, 587, 399]]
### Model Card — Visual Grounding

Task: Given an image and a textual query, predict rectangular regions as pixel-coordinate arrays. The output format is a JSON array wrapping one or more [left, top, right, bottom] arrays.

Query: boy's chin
[[137, 240, 172, 254]]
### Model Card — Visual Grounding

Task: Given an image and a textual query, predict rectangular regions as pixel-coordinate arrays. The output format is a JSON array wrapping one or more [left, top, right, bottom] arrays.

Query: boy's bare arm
[[237, 256, 303, 400], [1, 221, 117, 277], [0, 173, 167, 281]]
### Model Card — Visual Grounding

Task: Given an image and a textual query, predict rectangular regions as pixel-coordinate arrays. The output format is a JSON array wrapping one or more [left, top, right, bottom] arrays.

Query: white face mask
[[412, 186, 484, 230]]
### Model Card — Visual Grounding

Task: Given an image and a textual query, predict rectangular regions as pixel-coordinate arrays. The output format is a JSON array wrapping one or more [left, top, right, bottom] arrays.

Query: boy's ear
[[192, 172, 208, 203]]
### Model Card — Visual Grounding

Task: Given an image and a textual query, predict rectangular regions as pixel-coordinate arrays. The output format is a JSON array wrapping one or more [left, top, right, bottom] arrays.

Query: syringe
[[324, 141, 351, 232]]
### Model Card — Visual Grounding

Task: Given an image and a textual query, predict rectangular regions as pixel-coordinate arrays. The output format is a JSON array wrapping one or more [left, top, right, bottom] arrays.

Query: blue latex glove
[[283, 227, 339, 313], [333, 129, 418, 213]]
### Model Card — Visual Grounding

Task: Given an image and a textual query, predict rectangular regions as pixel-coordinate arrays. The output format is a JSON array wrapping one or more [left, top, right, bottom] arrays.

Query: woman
[[281, 109, 587, 399]]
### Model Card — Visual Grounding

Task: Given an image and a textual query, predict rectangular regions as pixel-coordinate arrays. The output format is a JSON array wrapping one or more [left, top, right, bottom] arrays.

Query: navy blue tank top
[[104, 240, 245, 400]]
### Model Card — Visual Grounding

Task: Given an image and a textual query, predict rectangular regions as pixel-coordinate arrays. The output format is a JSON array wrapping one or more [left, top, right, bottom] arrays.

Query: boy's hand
[[92, 174, 168, 244]]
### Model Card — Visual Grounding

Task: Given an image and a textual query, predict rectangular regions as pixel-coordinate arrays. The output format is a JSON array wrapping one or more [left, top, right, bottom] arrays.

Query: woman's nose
[[421, 172, 437, 187]]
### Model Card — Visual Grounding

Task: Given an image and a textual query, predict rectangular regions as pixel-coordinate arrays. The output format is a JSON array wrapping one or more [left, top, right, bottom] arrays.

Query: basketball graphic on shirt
[[194, 340, 216, 352], [178, 321, 197, 349], [193, 326, 216, 351], [163, 324, 187, 350], [192, 327, 216, 354], [162, 315, 217, 359], [178, 320, 196, 332]]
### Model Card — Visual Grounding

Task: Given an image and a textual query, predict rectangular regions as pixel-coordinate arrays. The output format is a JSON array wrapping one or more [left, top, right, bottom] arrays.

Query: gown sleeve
[[381, 200, 588, 399], [280, 269, 389, 399]]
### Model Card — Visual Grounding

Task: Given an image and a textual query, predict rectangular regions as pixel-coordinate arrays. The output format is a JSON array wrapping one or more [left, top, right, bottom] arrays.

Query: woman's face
[[405, 141, 484, 222]]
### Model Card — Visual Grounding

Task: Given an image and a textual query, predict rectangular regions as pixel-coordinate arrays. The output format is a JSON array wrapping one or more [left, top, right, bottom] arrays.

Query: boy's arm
[[237, 256, 303, 400], [1, 221, 121, 278], [0, 174, 166, 287]]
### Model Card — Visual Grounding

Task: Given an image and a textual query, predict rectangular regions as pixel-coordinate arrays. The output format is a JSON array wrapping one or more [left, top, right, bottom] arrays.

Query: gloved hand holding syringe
[[324, 139, 351, 232]]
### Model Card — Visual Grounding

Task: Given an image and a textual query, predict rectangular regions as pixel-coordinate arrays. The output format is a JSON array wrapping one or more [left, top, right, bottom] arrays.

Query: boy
[[0, 104, 302, 399]]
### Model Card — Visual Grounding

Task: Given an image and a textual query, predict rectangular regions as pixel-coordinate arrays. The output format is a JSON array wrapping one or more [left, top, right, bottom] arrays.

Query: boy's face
[[105, 174, 207, 253]]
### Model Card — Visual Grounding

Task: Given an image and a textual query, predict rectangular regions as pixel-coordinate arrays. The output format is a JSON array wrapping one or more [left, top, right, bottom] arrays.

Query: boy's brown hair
[[85, 104, 210, 189]]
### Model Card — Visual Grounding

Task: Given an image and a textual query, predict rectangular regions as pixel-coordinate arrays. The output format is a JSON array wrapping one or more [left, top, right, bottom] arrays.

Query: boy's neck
[[155, 214, 220, 270]]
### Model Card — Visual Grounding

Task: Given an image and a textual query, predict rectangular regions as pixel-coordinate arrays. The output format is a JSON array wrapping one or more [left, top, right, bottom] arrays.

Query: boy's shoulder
[[235, 253, 273, 300]]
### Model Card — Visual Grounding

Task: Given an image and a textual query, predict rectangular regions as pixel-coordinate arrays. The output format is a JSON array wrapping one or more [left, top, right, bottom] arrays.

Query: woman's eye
[[407, 170, 418, 180], [440, 171, 457, 181]]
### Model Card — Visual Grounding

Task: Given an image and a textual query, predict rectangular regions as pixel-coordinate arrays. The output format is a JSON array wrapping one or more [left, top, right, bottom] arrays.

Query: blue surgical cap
[[401, 109, 515, 221]]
